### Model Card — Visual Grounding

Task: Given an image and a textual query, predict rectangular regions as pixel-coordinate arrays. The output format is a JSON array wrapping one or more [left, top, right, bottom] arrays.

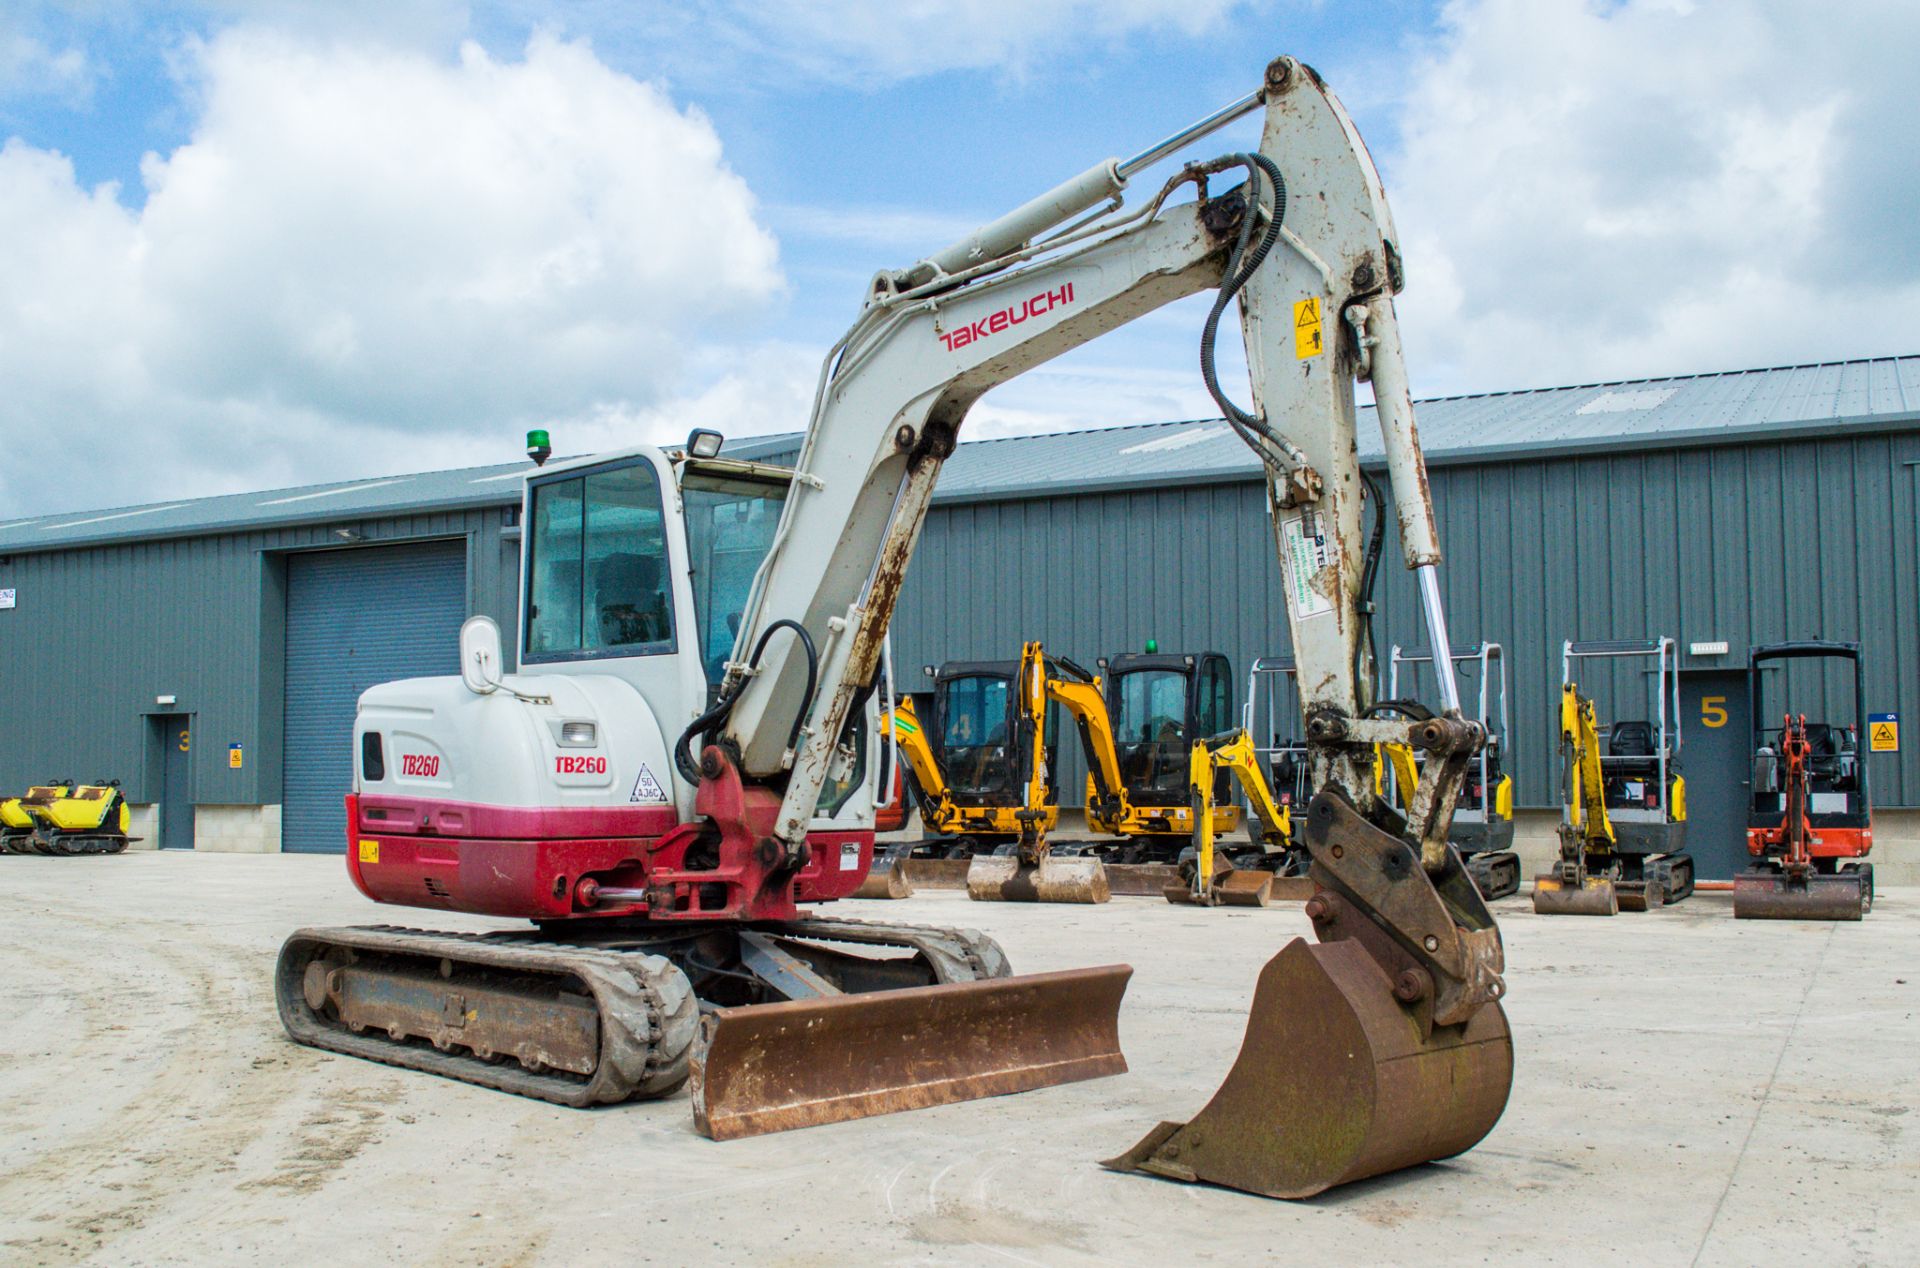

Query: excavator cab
[[1534, 638, 1694, 915], [1096, 650, 1238, 835], [1735, 641, 1874, 920], [1387, 644, 1520, 899]]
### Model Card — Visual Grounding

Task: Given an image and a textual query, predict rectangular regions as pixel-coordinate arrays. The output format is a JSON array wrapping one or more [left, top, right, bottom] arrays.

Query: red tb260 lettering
[[555, 755, 607, 775], [400, 753, 439, 778]]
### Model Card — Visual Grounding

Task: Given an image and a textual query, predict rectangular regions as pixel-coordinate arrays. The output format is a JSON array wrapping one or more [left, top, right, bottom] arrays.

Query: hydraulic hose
[[674, 618, 820, 784], [1198, 152, 1290, 463]]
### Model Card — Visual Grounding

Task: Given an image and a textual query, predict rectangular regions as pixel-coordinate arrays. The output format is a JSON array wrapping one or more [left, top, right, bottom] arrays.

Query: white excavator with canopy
[[275, 55, 1511, 1200]]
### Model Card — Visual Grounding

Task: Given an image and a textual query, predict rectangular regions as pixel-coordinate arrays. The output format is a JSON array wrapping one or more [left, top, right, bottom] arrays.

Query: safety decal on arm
[[1279, 512, 1335, 619]]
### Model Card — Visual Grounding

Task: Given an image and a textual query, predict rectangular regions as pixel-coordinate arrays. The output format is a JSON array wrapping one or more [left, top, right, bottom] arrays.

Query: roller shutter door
[[283, 541, 466, 853]]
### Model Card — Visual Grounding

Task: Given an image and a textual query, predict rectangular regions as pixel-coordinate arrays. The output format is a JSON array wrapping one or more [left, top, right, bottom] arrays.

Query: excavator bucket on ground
[[1733, 868, 1869, 921], [1104, 937, 1511, 1197], [692, 965, 1131, 1139], [853, 854, 914, 899], [1163, 867, 1276, 908], [965, 854, 1110, 903], [1531, 874, 1620, 916]]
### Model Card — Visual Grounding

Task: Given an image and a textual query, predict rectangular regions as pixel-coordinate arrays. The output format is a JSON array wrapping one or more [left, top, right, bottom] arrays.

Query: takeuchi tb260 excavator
[[276, 56, 1511, 1199]]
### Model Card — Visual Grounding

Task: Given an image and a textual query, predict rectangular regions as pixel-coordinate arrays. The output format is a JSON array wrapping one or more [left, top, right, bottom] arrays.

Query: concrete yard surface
[[2, 854, 1916, 1266]]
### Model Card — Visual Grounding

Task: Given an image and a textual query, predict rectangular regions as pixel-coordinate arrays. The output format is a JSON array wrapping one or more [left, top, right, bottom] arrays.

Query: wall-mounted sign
[[228, 743, 244, 769], [1869, 713, 1899, 753], [0, 588, 14, 610], [1689, 640, 1729, 656]]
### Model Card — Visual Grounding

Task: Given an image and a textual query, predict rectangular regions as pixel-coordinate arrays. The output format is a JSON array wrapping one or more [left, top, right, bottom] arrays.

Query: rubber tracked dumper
[[1534, 639, 1695, 915], [1735, 641, 1874, 920], [1387, 644, 1520, 899], [22, 780, 133, 855], [278, 55, 1512, 1186], [0, 783, 64, 853]]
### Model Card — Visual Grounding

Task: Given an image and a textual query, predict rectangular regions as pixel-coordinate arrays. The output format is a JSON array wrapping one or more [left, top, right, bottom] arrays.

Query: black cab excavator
[[275, 56, 1511, 1199]]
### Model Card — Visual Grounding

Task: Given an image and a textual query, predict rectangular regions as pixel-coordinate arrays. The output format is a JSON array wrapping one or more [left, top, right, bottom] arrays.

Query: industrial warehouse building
[[2, 355, 1916, 878]]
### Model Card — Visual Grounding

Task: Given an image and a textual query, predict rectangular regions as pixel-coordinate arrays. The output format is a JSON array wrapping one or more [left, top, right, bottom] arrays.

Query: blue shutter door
[[282, 541, 466, 853]]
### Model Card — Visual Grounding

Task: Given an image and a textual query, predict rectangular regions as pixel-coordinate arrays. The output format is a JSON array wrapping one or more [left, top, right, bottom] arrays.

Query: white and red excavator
[[276, 55, 1512, 1200]]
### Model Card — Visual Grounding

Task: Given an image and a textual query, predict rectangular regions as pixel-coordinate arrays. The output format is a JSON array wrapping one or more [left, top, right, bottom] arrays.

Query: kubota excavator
[[276, 56, 1510, 1198], [1735, 641, 1874, 920]]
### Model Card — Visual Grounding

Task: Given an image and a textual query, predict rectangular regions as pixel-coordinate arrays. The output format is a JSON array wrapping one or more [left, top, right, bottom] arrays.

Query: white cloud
[[0, 28, 781, 514], [714, 0, 1271, 82], [0, 23, 94, 107], [1386, 0, 1920, 393]]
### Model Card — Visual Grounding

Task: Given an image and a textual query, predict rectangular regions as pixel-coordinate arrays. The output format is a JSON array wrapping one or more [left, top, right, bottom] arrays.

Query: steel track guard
[[691, 965, 1132, 1139]]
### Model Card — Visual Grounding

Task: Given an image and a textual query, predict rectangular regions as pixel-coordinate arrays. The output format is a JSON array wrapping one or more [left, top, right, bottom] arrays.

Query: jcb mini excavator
[[1735, 640, 1874, 920], [865, 650, 1058, 896], [1534, 638, 1695, 915], [1387, 644, 1520, 899], [277, 56, 1510, 1197], [1172, 728, 1300, 906]]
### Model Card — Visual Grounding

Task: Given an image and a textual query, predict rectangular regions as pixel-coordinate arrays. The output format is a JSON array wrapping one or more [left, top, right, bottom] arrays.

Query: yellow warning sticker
[[1869, 713, 1898, 752], [358, 839, 380, 864], [1293, 296, 1323, 359]]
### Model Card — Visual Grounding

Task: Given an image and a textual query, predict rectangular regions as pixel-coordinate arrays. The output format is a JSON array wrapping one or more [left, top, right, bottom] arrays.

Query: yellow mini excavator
[[1170, 729, 1300, 906], [1534, 639, 1694, 915]]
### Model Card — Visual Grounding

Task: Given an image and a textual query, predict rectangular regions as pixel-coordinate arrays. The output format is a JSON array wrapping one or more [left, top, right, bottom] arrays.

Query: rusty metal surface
[[1104, 937, 1511, 1198], [894, 857, 971, 890], [1733, 871, 1866, 921], [1103, 863, 1184, 897], [965, 855, 1109, 903], [853, 862, 914, 900], [690, 964, 1131, 1140], [1531, 876, 1620, 916]]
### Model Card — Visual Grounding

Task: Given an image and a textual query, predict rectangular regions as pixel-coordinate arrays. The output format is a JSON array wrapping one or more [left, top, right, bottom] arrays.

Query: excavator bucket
[[853, 854, 914, 899], [691, 965, 1132, 1139], [1105, 938, 1511, 1198], [1103, 862, 1183, 897], [899, 857, 972, 890], [1733, 870, 1867, 921], [1531, 874, 1619, 916], [965, 854, 1110, 903], [1163, 867, 1274, 908]]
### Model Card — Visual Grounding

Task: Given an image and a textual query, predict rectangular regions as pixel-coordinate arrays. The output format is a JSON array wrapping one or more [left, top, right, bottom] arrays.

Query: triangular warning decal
[[1295, 297, 1319, 326], [631, 763, 668, 804]]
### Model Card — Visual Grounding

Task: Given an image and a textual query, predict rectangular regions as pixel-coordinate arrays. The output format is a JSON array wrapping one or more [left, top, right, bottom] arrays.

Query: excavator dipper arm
[[684, 56, 1510, 1195]]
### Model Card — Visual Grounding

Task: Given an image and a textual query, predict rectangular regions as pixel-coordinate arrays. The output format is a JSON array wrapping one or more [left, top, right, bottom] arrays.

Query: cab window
[[525, 461, 675, 661]]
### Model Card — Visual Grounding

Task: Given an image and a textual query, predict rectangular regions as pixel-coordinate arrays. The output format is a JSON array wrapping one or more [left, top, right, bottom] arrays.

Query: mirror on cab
[[460, 615, 507, 695]]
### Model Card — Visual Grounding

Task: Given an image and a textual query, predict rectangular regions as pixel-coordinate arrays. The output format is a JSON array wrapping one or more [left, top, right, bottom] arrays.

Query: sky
[[1, 0, 1916, 516]]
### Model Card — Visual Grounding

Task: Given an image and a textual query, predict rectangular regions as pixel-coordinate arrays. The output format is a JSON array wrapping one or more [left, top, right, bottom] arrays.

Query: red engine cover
[[343, 747, 875, 923]]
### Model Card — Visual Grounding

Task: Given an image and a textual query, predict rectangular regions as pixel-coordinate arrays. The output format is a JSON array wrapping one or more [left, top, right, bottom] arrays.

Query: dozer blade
[[1104, 862, 1183, 897], [853, 857, 914, 899], [1104, 938, 1511, 1198], [898, 857, 972, 890], [691, 964, 1132, 1140], [965, 854, 1110, 903], [1733, 870, 1866, 921], [1531, 875, 1618, 916]]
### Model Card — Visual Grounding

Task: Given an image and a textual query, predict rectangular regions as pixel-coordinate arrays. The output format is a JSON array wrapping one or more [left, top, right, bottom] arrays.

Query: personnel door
[[1678, 670, 1749, 879]]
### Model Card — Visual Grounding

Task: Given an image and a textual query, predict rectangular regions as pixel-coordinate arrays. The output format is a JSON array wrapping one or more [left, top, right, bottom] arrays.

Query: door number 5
[[1701, 697, 1728, 728]]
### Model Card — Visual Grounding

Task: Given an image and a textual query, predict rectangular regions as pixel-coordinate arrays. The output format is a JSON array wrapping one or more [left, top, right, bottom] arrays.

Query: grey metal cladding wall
[[891, 427, 1920, 809], [0, 507, 519, 807], [891, 479, 1290, 800]]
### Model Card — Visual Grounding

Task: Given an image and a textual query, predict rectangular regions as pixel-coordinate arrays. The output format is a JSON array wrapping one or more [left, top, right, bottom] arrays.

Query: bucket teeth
[[965, 854, 1110, 903], [1105, 938, 1512, 1198]]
